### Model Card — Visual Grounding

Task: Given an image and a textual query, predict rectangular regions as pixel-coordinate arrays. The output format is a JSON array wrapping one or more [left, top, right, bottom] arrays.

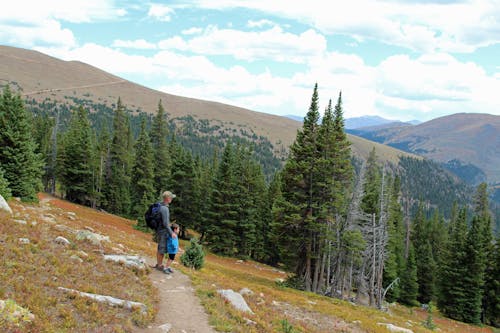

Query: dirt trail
[[134, 262, 216, 333]]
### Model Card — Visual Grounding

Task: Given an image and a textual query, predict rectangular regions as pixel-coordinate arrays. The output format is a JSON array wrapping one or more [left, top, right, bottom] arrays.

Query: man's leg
[[156, 251, 164, 267]]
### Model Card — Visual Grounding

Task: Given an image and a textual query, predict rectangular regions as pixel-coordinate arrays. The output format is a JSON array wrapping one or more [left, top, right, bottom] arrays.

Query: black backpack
[[145, 202, 162, 230]]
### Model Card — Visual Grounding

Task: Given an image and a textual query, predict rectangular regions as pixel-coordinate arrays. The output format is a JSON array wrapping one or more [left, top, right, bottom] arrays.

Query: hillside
[[0, 45, 417, 165], [1, 195, 495, 333], [349, 113, 500, 185]]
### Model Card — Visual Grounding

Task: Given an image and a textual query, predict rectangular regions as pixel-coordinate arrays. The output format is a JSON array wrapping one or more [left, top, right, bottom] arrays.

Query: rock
[[31, 221, 37, 226], [58, 287, 147, 313], [18, 238, 30, 244], [158, 323, 172, 332], [0, 299, 35, 325], [217, 289, 253, 314], [41, 215, 56, 224], [54, 236, 71, 246], [78, 250, 89, 258], [236, 260, 243, 263], [76, 230, 109, 245], [13, 219, 27, 225], [103, 254, 147, 270], [377, 323, 414, 333], [0, 195, 13, 215], [239, 288, 254, 296], [83, 226, 95, 232]]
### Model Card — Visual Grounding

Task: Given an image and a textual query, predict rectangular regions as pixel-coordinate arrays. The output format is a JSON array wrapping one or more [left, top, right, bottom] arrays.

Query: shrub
[[180, 238, 205, 270], [0, 167, 11, 200]]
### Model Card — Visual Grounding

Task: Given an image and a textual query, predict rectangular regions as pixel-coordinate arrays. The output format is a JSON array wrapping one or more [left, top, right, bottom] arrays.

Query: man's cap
[[162, 190, 176, 199]]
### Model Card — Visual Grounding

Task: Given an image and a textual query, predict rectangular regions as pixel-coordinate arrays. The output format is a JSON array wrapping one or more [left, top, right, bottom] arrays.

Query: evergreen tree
[[399, 244, 419, 306], [437, 207, 468, 320], [180, 238, 205, 270], [193, 155, 215, 240], [151, 100, 170, 195], [412, 204, 437, 304], [384, 176, 405, 302], [278, 84, 322, 291], [95, 127, 111, 208], [205, 142, 239, 255], [483, 234, 500, 327], [32, 113, 55, 192], [169, 141, 197, 238], [131, 117, 155, 229], [103, 98, 132, 215], [0, 86, 43, 202], [58, 106, 94, 205]]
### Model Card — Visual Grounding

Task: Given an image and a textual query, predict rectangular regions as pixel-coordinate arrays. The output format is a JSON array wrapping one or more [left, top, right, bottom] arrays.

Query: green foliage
[[151, 100, 171, 195], [0, 86, 43, 202], [399, 245, 419, 306], [0, 167, 11, 200], [102, 98, 132, 215], [423, 302, 437, 330], [58, 106, 95, 205], [279, 318, 301, 333], [131, 117, 155, 228], [180, 238, 205, 270]]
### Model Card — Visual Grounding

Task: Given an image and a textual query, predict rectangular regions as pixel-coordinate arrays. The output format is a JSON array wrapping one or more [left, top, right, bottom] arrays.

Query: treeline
[[1, 85, 499, 327]]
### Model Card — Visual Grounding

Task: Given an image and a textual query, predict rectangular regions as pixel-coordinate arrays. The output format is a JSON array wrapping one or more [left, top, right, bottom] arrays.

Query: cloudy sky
[[1, 0, 499, 121]]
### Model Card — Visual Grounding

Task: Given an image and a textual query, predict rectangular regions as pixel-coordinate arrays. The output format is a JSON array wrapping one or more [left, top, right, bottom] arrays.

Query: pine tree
[[58, 106, 94, 205], [437, 207, 468, 320], [169, 141, 197, 238], [278, 83, 322, 291], [412, 204, 437, 304], [205, 142, 239, 255], [384, 176, 405, 302], [0, 86, 43, 202], [399, 244, 419, 306], [180, 238, 205, 270], [103, 98, 132, 215], [131, 117, 155, 229], [150, 100, 170, 195]]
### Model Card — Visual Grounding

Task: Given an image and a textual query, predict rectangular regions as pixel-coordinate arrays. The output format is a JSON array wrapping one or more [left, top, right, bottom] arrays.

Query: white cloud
[[0, 0, 124, 48], [0, 19, 76, 48], [158, 25, 327, 63], [182, 27, 203, 35], [185, 0, 500, 53], [112, 39, 157, 49], [247, 19, 275, 28], [0, 0, 126, 24], [148, 4, 174, 21]]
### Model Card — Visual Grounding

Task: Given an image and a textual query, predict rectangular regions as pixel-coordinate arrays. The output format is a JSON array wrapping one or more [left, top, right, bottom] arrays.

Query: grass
[[1, 193, 496, 332]]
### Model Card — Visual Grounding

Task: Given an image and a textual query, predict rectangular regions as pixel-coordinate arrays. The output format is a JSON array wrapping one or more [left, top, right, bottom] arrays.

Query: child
[[163, 223, 179, 274]]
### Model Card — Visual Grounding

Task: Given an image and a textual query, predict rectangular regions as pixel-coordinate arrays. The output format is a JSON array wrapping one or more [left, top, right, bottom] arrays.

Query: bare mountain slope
[[0, 45, 417, 163], [353, 113, 500, 184]]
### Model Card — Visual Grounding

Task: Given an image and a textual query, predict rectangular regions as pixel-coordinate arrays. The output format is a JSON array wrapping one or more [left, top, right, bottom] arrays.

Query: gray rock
[[13, 219, 27, 225], [217, 289, 253, 313], [378, 323, 414, 333], [0, 299, 35, 324], [54, 236, 71, 246], [103, 254, 146, 270], [70, 255, 84, 263], [76, 230, 109, 245], [0, 195, 13, 215]]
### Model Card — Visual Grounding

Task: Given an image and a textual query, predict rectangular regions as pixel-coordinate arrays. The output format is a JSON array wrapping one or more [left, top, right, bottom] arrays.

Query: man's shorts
[[157, 232, 168, 254]]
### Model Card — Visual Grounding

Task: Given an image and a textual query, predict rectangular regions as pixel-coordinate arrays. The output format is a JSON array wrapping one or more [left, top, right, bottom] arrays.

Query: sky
[[1, 0, 500, 122]]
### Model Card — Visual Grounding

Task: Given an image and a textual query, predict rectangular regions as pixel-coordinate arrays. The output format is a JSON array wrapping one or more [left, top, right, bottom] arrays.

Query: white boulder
[[217, 289, 253, 314]]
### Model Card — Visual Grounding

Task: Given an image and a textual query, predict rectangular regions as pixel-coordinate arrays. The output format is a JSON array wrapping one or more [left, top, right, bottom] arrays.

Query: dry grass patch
[[0, 197, 156, 332]]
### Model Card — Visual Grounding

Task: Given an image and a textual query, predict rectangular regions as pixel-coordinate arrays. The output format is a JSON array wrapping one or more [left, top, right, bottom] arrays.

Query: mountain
[[350, 113, 500, 185], [345, 115, 397, 129], [0, 45, 417, 165]]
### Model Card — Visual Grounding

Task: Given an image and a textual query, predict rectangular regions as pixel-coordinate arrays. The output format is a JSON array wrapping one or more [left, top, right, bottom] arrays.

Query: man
[[154, 190, 177, 270]]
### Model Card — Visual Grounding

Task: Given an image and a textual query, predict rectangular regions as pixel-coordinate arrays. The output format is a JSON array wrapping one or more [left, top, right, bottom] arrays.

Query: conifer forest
[[1, 84, 498, 327]]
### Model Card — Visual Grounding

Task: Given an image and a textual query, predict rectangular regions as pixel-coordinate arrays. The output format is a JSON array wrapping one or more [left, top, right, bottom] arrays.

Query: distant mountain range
[[285, 114, 421, 129], [348, 113, 500, 186]]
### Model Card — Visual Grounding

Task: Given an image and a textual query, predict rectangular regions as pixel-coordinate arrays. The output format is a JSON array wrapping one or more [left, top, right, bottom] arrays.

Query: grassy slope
[[0, 45, 418, 165], [1, 195, 494, 333]]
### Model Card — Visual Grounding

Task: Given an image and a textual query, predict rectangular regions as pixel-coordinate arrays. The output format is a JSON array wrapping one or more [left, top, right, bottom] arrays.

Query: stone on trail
[[217, 289, 254, 314]]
